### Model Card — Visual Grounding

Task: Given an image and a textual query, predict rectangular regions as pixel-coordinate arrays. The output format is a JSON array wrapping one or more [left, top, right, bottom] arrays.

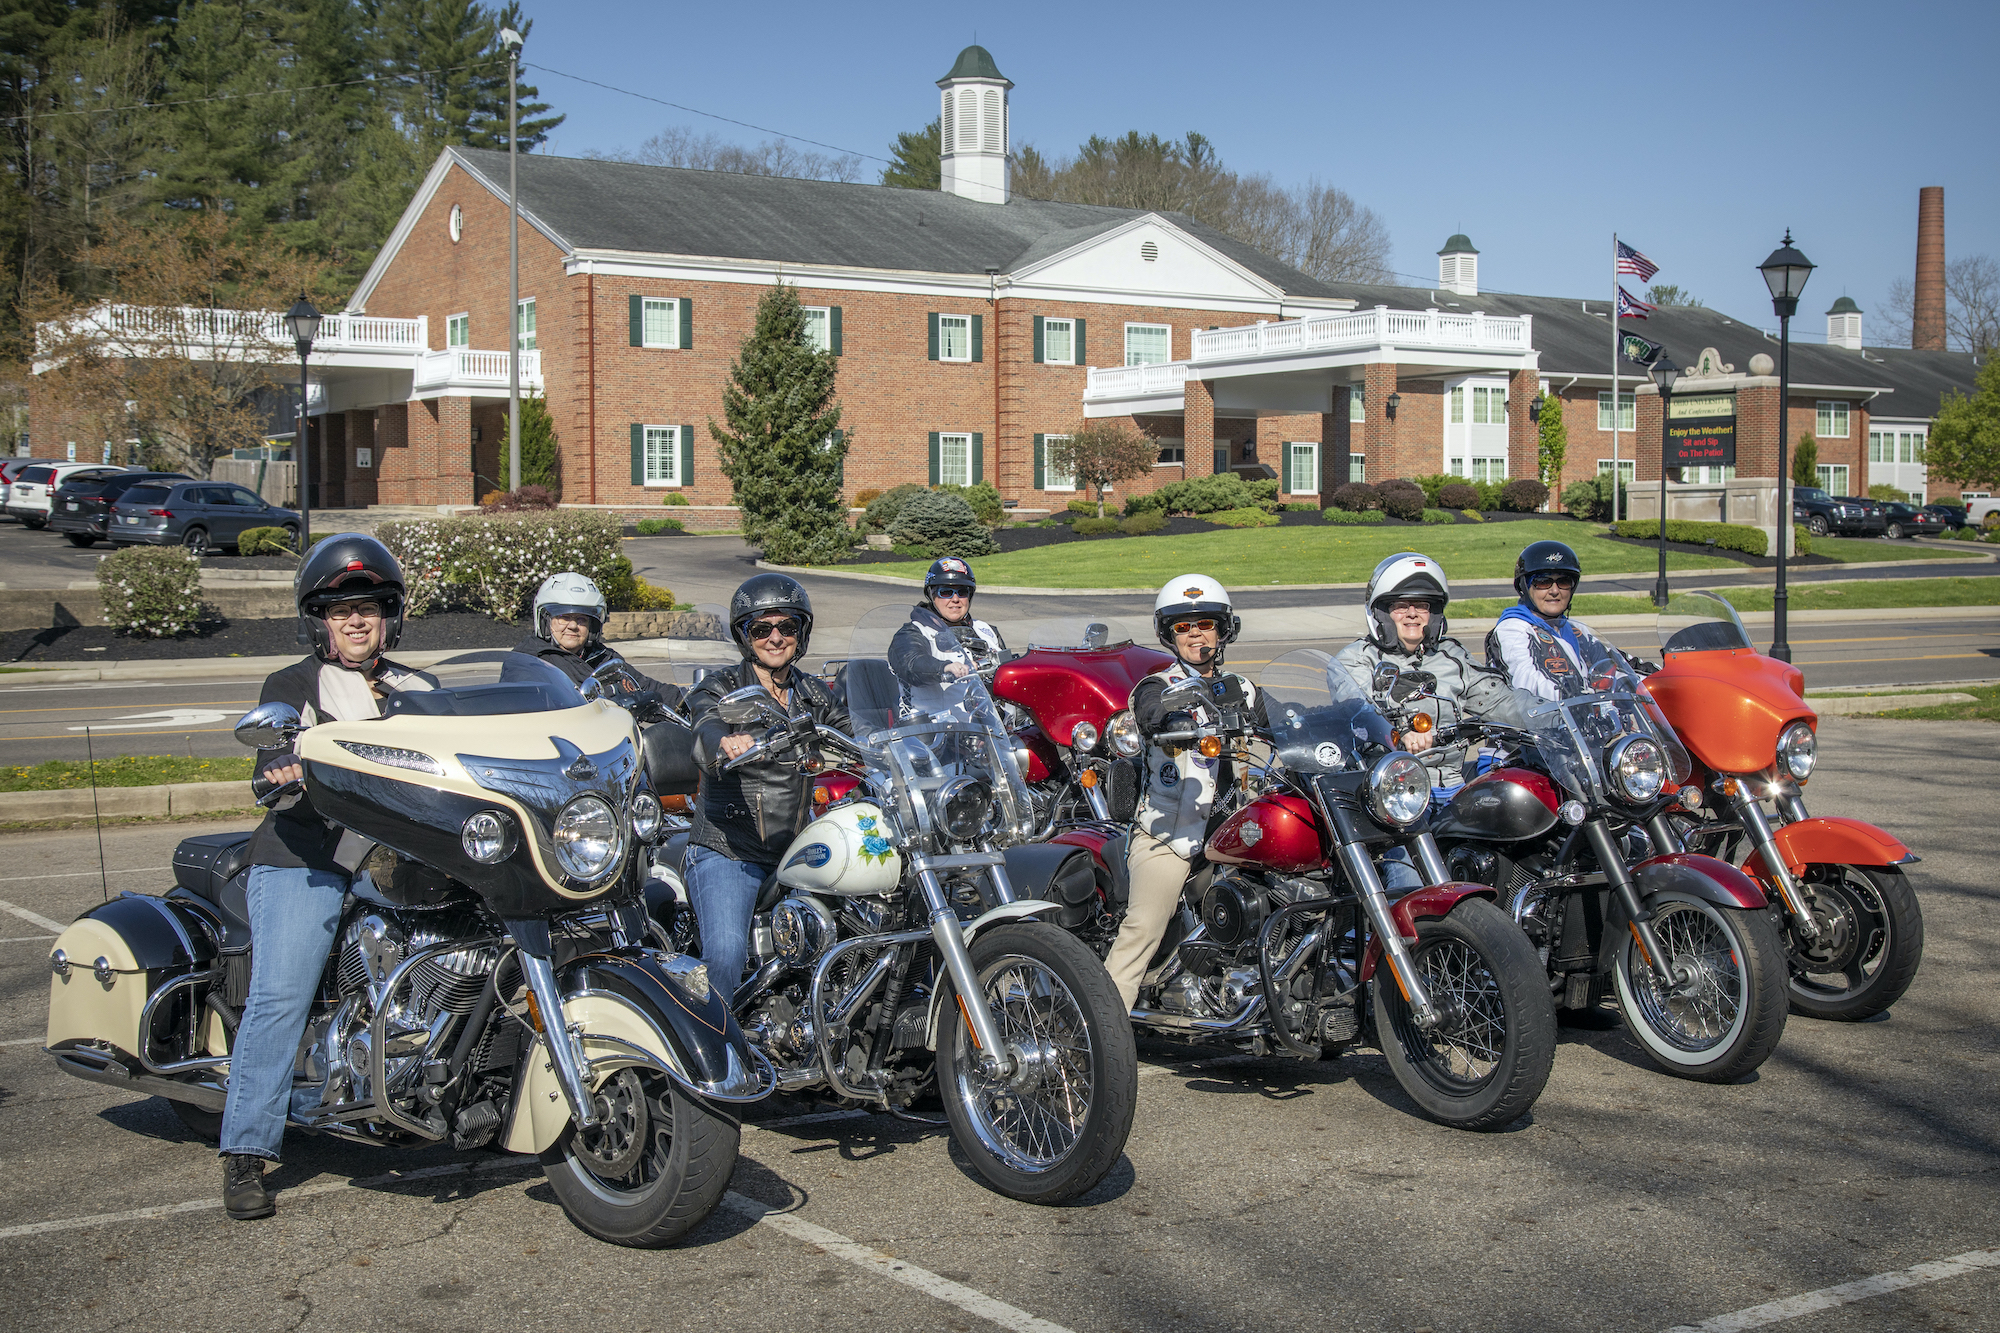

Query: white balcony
[[61, 304, 428, 364], [1189, 305, 1532, 363], [412, 347, 543, 398]]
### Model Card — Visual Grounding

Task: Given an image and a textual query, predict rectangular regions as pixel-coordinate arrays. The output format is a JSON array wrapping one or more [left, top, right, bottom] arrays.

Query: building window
[[1597, 391, 1635, 432], [1817, 464, 1850, 495], [447, 313, 469, 348], [642, 298, 681, 349], [643, 425, 680, 486], [1469, 457, 1507, 483], [1683, 465, 1737, 485], [1449, 387, 1464, 425], [1043, 434, 1075, 490], [802, 306, 832, 353], [516, 298, 535, 351], [1473, 386, 1507, 425], [1286, 442, 1318, 494], [1156, 437, 1185, 466], [1869, 430, 1891, 464], [938, 314, 972, 362], [1042, 318, 1074, 365], [1598, 459, 1635, 484], [1349, 390, 1365, 423], [1349, 453, 1366, 482], [1816, 401, 1850, 438], [1125, 324, 1170, 366], [938, 432, 972, 486], [1903, 431, 1925, 463]]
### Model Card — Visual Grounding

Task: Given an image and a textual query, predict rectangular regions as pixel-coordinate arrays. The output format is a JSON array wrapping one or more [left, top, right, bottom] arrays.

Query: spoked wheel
[[1613, 891, 1787, 1082], [935, 923, 1136, 1205], [539, 1065, 739, 1247], [1786, 865, 1924, 1021], [1371, 898, 1556, 1131]]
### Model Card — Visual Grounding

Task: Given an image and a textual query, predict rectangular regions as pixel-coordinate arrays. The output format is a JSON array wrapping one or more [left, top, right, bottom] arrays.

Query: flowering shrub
[[98, 546, 206, 637], [478, 485, 559, 513], [377, 510, 625, 620]]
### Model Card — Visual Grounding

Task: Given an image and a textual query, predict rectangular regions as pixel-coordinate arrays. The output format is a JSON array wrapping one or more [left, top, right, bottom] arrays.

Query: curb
[[1808, 692, 1977, 715], [0, 636, 722, 684], [0, 779, 251, 823]]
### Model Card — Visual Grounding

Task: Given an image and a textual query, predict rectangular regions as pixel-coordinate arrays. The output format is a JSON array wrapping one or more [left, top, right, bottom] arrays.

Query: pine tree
[[1536, 392, 1567, 496], [371, 0, 560, 157], [1792, 431, 1819, 489], [518, 389, 560, 493], [710, 283, 850, 565], [880, 118, 939, 190]]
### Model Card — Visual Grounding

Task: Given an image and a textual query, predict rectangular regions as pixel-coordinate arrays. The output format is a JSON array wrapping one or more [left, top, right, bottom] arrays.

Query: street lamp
[[1758, 231, 1815, 662], [501, 26, 524, 494], [1650, 355, 1679, 607], [284, 294, 322, 552]]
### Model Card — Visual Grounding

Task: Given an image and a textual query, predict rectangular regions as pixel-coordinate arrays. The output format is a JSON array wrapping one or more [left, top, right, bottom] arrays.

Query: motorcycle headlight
[[553, 794, 624, 881], [1778, 720, 1817, 780], [929, 777, 993, 842], [1367, 753, 1429, 829], [630, 789, 663, 844], [461, 810, 516, 864], [1071, 720, 1100, 754], [1606, 734, 1667, 804], [1107, 710, 1143, 758]]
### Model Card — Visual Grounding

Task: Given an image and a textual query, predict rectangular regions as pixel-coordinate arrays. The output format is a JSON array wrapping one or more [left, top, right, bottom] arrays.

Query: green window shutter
[[628, 296, 643, 347], [678, 298, 692, 349], [971, 432, 984, 482], [829, 306, 842, 355], [927, 313, 939, 361], [970, 314, 983, 363], [1073, 318, 1086, 365], [832, 429, 845, 487], [680, 425, 694, 484], [630, 423, 644, 484], [1033, 434, 1045, 489], [928, 432, 940, 485], [1032, 316, 1045, 364]]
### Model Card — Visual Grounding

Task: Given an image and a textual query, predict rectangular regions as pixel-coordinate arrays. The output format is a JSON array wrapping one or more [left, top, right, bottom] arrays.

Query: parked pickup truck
[[1960, 492, 2000, 529], [1792, 486, 1884, 537]]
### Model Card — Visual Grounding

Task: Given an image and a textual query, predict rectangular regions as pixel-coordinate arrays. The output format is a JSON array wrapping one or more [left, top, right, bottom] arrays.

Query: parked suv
[[1792, 486, 1881, 537], [1835, 495, 1890, 535], [6, 463, 131, 529], [1880, 501, 1948, 539], [108, 480, 299, 553], [49, 471, 190, 547]]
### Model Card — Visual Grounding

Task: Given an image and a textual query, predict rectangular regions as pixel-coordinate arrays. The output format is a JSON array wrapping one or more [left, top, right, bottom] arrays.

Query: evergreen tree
[[517, 388, 559, 493], [1792, 431, 1819, 488], [879, 117, 938, 190], [371, 0, 559, 156], [710, 283, 850, 565], [1536, 391, 1567, 496]]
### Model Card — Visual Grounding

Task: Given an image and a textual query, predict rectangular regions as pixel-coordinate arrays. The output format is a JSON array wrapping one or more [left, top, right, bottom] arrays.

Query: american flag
[[1615, 238, 1659, 282], [1617, 286, 1657, 320]]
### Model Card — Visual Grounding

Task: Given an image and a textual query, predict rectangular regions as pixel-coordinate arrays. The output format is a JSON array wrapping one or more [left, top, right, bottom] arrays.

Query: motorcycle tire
[[1371, 898, 1557, 1132], [1612, 891, 1788, 1083], [539, 1069, 740, 1248], [934, 922, 1137, 1205], [171, 1097, 224, 1142], [1786, 865, 1924, 1022]]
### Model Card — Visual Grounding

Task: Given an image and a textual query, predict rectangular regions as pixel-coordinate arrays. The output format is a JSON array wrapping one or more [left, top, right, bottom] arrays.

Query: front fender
[[923, 900, 1064, 1050], [1634, 852, 1768, 910], [1743, 816, 1915, 879], [1358, 882, 1497, 981]]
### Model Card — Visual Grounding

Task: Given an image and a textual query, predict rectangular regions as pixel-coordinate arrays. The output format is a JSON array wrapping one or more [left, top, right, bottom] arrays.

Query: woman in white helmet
[[1102, 575, 1268, 1013], [509, 572, 681, 715]]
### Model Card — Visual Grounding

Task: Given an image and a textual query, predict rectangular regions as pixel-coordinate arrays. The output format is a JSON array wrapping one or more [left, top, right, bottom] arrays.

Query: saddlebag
[[1000, 843, 1100, 929], [46, 892, 222, 1065], [642, 716, 702, 797]]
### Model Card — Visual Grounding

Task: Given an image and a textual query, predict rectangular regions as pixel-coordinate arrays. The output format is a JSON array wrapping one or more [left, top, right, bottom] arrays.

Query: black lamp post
[[1758, 232, 1814, 662], [284, 295, 322, 552], [1650, 355, 1678, 606]]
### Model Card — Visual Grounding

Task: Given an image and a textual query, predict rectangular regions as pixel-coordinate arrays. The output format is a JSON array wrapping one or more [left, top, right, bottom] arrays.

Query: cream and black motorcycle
[[43, 656, 771, 1247], [715, 640, 1136, 1205]]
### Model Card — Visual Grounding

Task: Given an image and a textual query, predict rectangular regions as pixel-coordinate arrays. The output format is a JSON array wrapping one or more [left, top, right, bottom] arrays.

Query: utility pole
[[502, 28, 524, 492]]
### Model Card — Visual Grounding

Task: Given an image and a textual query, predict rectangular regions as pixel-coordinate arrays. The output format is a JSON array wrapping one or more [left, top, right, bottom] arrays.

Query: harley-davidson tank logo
[[786, 843, 832, 870], [1239, 820, 1264, 846], [1314, 742, 1343, 768]]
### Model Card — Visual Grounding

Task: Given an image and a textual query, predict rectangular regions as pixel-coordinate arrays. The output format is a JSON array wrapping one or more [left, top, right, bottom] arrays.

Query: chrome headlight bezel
[[1070, 720, 1101, 754], [630, 789, 664, 844], [1367, 753, 1429, 829], [1106, 710, 1143, 758], [1606, 734, 1668, 805], [1778, 720, 1817, 780], [552, 794, 625, 882], [930, 776, 994, 843], [461, 810, 516, 864]]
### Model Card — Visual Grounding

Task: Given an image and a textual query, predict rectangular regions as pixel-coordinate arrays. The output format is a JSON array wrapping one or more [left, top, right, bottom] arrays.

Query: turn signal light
[[523, 988, 546, 1033], [813, 785, 832, 805], [1077, 768, 1099, 789], [1409, 713, 1434, 733], [1198, 736, 1223, 758]]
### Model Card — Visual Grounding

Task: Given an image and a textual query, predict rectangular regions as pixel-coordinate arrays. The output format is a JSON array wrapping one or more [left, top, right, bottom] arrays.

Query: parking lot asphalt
[[0, 715, 1994, 1332]]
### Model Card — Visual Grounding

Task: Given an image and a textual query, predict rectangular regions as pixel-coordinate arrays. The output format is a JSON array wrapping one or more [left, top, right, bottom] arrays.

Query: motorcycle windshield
[[1657, 590, 1754, 654], [401, 653, 588, 717], [844, 604, 1033, 845], [1521, 636, 1692, 806], [1008, 615, 1152, 652], [1258, 648, 1394, 775]]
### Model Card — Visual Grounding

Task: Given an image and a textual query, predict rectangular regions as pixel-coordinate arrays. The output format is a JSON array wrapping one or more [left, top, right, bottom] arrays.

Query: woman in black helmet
[[887, 557, 1008, 715], [1487, 540, 1643, 701], [218, 535, 437, 1222], [683, 574, 849, 1004]]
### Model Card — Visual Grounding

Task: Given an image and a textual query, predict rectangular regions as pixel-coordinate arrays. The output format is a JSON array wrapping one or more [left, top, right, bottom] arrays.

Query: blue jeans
[[685, 845, 773, 1006], [1379, 846, 1423, 891], [219, 864, 352, 1160]]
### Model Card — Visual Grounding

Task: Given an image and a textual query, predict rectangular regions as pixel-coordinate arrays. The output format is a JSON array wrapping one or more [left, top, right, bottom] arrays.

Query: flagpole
[[1611, 232, 1621, 522]]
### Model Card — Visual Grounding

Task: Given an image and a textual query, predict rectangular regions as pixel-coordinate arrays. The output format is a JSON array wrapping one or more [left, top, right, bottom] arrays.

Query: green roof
[[939, 45, 1009, 84], [1437, 233, 1478, 255], [1828, 295, 1862, 314]]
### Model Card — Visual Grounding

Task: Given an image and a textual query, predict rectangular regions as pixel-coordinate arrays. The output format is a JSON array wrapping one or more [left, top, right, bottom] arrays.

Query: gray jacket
[[1333, 636, 1535, 783]]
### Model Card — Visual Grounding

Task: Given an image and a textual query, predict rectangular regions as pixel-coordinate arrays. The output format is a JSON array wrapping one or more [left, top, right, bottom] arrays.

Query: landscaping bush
[[1204, 506, 1279, 528], [853, 488, 883, 509], [1118, 509, 1166, 535], [1321, 507, 1387, 525], [1329, 481, 1381, 512], [1500, 478, 1550, 512], [933, 480, 1004, 525], [1437, 483, 1479, 511], [1562, 479, 1602, 519], [98, 545, 206, 637], [1419, 508, 1456, 525], [861, 483, 926, 534], [478, 484, 559, 512], [1126, 472, 1259, 515], [1613, 518, 1775, 557], [378, 509, 626, 620], [887, 488, 999, 558], [635, 517, 684, 535], [1073, 516, 1121, 536], [1460, 509, 1483, 522], [237, 525, 295, 556], [1378, 478, 1426, 521], [1952, 526, 1980, 541], [662, 492, 690, 505], [1069, 497, 1105, 518], [1409, 474, 1454, 506], [1282, 502, 1319, 512], [1472, 480, 1506, 512], [1247, 477, 1281, 511]]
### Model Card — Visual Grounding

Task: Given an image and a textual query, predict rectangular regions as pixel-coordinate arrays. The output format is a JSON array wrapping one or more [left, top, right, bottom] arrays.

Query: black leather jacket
[[686, 660, 850, 865], [508, 633, 683, 718]]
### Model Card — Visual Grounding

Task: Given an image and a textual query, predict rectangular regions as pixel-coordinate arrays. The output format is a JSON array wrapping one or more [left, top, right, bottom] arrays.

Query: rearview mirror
[[717, 684, 784, 728], [1371, 661, 1400, 695], [1159, 677, 1210, 713], [1389, 670, 1437, 703], [234, 701, 302, 750]]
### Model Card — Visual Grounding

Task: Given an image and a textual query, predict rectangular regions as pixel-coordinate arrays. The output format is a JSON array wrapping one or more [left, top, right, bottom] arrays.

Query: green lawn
[[1869, 682, 2000, 724], [1451, 577, 2000, 618], [0, 755, 254, 791], [1805, 536, 1970, 563]]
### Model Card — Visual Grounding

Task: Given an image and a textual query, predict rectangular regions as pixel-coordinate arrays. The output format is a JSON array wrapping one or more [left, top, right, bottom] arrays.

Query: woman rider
[[507, 571, 682, 717], [887, 557, 1008, 716]]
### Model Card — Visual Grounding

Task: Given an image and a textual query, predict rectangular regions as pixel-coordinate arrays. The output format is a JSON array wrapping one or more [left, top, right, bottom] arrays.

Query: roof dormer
[[1827, 295, 1863, 350], [1438, 234, 1479, 296], [938, 45, 1012, 205]]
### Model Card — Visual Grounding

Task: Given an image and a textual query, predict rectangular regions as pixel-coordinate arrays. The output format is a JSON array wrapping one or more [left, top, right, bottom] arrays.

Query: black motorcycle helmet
[[729, 573, 813, 659], [295, 533, 406, 664], [1513, 539, 1583, 601], [924, 556, 977, 622]]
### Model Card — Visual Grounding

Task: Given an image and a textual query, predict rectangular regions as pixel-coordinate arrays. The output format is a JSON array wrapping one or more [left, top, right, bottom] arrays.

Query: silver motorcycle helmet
[[1363, 552, 1449, 654]]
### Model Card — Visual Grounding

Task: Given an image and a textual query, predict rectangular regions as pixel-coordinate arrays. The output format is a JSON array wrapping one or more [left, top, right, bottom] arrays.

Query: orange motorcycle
[[1645, 592, 1924, 1021]]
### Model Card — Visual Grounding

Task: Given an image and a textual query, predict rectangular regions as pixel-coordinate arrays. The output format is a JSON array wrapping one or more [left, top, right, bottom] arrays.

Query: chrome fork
[[916, 867, 1015, 1077], [1335, 841, 1440, 1030], [1730, 788, 1819, 942]]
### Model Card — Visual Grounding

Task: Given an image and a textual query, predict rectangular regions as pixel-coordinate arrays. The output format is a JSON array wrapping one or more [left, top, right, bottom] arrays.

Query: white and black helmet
[[1363, 552, 1450, 652], [534, 572, 608, 642], [1153, 574, 1239, 667]]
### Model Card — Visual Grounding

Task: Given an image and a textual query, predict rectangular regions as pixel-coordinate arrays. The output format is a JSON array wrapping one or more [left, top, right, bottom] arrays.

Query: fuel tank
[[776, 802, 902, 896], [994, 644, 1171, 747], [1205, 793, 1324, 874], [1432, 768, 1560, 842]]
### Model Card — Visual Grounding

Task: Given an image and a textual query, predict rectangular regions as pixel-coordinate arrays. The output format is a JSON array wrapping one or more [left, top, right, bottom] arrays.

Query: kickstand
[[887, 1105, 947, 1126]]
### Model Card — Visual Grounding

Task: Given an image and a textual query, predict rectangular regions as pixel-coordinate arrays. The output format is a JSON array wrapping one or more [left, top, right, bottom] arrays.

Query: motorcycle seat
[[165, 881, 251, 954], [756, 867, 788, 913]]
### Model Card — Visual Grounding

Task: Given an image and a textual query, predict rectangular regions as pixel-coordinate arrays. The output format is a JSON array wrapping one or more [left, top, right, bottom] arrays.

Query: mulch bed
[[1598, 533, 1841, 568], [0, 611, 525, 663]]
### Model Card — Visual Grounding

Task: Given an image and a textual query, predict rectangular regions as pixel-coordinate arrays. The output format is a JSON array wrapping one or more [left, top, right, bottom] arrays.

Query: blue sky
[[514, 0, 1997, 344]]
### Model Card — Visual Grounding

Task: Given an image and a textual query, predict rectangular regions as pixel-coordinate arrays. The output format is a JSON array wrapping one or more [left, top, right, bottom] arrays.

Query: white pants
[[1103, 832, 1192, 1012]]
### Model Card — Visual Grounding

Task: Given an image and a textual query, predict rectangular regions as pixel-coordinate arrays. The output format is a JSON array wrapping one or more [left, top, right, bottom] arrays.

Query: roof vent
[[1140, 241, 1159, 262]]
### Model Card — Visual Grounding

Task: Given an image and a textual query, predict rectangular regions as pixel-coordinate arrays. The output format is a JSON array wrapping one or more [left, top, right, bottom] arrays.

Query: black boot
[[222, 1153, 275, 1220]]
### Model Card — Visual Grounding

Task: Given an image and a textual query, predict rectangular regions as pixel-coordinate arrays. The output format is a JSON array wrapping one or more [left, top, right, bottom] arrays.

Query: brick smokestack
[[1914, 186, 1946, 351]]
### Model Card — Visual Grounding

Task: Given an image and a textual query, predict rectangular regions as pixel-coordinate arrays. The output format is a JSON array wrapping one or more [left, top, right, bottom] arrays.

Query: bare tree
[[1880, 256, 2000, 354], [589, 126, 862, 183]]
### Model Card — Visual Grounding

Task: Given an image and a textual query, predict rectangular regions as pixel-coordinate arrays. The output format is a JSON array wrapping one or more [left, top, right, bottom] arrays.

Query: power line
[[0, 59, 508, 125]]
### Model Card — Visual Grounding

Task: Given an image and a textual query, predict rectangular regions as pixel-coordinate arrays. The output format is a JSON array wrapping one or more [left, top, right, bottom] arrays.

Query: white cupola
[[1826, 295, 1863, 350], [938, 45, 1012, 205], [1437, 233, 1479, 296]]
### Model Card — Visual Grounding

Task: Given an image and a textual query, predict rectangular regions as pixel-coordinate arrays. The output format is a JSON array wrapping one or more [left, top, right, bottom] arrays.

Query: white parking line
[[720, 1191, 1074, 1333], [1665, 1246, 2000, 1332], [1, 1036, 45, 1046], [0, 899, 67, 934], [0, 866, 164, 884], [0, 934, 55, 943]]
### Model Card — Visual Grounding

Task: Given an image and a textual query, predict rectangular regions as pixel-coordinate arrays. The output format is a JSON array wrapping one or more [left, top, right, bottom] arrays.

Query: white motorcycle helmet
[[1363, 552, 1449, 653], [534, 572, 609, 642], [1153, 574, 1239, 668]]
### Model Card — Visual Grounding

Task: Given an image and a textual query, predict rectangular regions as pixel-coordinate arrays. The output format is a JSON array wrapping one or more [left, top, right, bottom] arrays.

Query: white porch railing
[[1081, 362, 1190, 399], [1189, 305, 1532, 362], [413, 347, 542, 394], [92, 303, 426, 352]]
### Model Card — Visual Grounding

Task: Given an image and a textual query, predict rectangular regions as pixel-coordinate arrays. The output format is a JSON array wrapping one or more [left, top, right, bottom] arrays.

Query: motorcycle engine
[[1200, 874, 1268, 948]]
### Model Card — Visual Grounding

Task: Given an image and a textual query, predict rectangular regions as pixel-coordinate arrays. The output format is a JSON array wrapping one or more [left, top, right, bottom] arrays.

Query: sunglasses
[[932, 587, 974, 600], [1171, 618, 1221, 635], [324, 602, 384, 622], [746, 616, 803, 641], [1528, 573, 1578, 591]]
